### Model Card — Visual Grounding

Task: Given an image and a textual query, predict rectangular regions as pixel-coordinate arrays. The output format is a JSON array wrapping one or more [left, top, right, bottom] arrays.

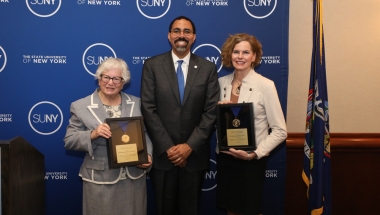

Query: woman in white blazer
[[216, 34, 287, 215], [64, 58, 153, 215]]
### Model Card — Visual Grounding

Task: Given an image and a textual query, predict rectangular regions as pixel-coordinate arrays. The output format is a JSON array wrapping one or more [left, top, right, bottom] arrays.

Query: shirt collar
[[171, 51, 191, 65]]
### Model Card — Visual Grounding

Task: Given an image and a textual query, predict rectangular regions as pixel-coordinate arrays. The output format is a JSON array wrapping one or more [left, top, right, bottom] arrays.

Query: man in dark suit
[[140, 16, 220, 215]]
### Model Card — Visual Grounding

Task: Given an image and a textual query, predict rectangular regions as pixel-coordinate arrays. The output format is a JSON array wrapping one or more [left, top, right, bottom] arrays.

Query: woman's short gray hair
[[94, 58, 131, 84]]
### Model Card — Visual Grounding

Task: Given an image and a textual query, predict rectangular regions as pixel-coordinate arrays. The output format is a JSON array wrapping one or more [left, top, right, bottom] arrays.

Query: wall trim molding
[[287, 133, 380, 149]]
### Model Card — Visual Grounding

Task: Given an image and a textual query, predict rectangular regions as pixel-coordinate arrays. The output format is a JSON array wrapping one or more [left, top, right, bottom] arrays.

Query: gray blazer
[[64, 89, 153, 184], [141, 51, 220, 171]]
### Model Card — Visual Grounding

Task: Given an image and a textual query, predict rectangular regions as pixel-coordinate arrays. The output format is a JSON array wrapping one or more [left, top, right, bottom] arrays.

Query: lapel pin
[[194, 65, 197, 68]]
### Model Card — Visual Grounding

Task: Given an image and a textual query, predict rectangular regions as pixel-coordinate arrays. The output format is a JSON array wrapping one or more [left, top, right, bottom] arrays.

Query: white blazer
[[218, 70, 287, 159]]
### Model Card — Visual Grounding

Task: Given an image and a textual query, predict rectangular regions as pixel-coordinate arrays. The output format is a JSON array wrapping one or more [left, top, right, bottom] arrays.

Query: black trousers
[[150, 167, 206, 215], [216, 153, 268, 215]]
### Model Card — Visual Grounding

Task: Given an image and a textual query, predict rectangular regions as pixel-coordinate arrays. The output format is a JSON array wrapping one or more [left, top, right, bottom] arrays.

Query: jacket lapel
[[238, 85, 254, 103], [221, 70, 256, 103], [162, 53, 182, 105], [87, 89, 106, 124], [221, 84, 232, 101], [238, 70, 255, 103], [87, 89, 136, 124], [183, 54, 200, 104], [121, 92, 135, 117]]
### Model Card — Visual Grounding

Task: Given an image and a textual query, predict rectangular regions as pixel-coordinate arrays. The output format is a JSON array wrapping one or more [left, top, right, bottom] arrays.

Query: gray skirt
[[83, 176, 147, 215]]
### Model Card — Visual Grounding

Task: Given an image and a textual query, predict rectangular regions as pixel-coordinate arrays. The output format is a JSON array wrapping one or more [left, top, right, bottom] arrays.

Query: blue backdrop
[[0, 1, 289, 214]]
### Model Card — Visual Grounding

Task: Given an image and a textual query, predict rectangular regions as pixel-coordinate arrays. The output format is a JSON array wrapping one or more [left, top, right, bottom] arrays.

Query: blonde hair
[[221, 33, 263, 68]]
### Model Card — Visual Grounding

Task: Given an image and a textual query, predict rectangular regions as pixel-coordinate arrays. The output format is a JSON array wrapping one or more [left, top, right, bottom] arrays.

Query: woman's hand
[[138, 154, 153, 169], [218, 100, 232, 105], [91, 123, 111, 140], [221, 148, 256, 161]]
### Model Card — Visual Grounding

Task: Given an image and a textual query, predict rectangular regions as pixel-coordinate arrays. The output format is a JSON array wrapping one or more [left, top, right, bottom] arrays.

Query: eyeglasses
[[170, 29, 193, 37], [100, 75, 124, 84]]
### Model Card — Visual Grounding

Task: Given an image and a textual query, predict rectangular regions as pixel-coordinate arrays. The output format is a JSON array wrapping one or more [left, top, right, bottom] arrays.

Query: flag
[[302, 0, 331, 214]]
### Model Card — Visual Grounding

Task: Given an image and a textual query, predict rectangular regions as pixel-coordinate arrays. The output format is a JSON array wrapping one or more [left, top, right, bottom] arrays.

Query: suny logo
[[244, 0, 277, 19], [136, 0, 171, 19], [26, 0, 62, 18], [82, 43, 117, 76], [202, 159, 217, 191], [192, 43, 222, 73], [28, 101, 63, 135], [0, 46, 7, 73]]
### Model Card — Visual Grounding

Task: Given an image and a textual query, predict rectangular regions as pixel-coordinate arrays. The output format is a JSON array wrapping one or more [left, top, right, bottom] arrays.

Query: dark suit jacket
[[141, 51, 220, 171]]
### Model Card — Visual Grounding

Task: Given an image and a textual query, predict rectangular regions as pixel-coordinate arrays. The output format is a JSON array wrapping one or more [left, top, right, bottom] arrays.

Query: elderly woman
[[216, 33, 287, 215], [64, 58, 152, 215]]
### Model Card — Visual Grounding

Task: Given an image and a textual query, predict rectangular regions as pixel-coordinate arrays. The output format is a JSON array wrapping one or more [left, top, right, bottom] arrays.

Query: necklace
[[236, 84, 242, 94], [103, 104, 121, 118], [233, 79, 242, 95]]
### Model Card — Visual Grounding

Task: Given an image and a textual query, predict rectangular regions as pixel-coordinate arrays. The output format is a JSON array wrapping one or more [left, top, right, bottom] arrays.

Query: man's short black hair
[[168, 16, 196, 34]]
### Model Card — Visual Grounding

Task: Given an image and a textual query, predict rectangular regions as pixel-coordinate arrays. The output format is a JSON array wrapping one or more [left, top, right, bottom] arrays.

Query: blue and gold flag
[[302, 0, 331, 214]]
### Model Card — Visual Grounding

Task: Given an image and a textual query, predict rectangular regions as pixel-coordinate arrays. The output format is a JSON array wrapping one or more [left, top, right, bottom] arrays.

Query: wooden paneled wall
[[285, 133, 380, 215]]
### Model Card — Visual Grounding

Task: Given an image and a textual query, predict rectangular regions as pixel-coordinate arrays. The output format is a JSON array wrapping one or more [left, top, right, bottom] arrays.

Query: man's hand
[[167, 143, 192, 167]]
